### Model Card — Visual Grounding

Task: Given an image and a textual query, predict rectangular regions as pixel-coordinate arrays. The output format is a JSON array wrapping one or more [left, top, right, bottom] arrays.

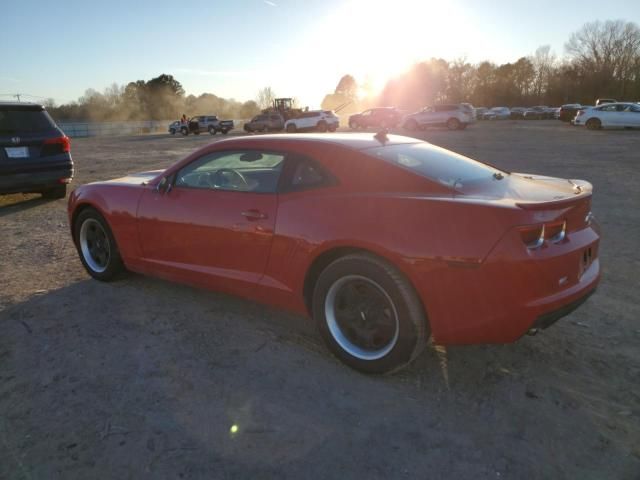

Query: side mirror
[[156, 176, 173, 194]]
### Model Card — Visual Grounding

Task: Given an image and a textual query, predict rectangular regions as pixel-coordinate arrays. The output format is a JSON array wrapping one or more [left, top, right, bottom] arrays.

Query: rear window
[[367, 143, 506, 191], [0, 109, 55, 134]]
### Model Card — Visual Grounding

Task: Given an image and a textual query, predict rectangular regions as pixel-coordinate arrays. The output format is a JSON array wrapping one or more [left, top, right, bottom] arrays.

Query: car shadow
[[0, 194, 52, 217]]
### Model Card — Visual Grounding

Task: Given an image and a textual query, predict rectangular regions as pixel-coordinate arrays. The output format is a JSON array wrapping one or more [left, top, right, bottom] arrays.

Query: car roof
[[0, 102, 45, 110], [211, 132, 420, 151]]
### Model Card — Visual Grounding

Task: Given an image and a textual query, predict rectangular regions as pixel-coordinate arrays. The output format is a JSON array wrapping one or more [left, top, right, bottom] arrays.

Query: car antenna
[[374, 129, 389, 144]]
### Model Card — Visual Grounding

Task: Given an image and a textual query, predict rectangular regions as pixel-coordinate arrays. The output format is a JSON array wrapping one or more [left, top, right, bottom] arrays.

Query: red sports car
[[68, 133, 600, 373]]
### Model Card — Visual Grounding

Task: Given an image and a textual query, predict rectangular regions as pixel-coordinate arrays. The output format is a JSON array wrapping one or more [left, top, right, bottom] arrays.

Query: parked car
[[244, 113, 285, 132], [0, 102, 73, 199], [403, 104, 475, 130], [186, 115, 234, 135], [285, 110, 339, 133], [595, 98, 616, 106], [552, 107, 561, 119], [168, 121, 181, 135], [510, 107, 527, 119], [574, 102, 640, 129], [68, 132, 600, 374], [348, 107, 403, 129], [474, 107, 489, 119], [484, 107, 511, 120], [523, 106, 551, 120], [559, 104, 583, 122]]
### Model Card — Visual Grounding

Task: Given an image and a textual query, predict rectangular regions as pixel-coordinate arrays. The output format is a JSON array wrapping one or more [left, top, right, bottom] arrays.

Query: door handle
[[241, 209, 267, 220]]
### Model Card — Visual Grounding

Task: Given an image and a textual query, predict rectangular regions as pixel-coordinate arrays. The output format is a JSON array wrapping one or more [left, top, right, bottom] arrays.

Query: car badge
[[11, 137, 20, 144]]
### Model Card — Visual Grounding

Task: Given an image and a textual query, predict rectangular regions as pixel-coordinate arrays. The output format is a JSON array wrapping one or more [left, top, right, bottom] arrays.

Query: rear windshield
[[367, 142, 506, 190], [0, 109, 55, 134]]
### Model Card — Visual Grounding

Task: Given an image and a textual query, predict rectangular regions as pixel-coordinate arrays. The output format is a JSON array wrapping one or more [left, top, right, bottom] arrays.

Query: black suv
[[0, 103, 72, 199]]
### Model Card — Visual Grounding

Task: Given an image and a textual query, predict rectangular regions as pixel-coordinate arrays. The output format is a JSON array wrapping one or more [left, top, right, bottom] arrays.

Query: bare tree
[[256, 86, 276, 109], [530, 46, 556, 101], [566, 20, 640, 98]]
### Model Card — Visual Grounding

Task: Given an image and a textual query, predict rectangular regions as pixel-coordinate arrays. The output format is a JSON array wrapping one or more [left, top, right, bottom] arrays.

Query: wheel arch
[[302, 245, 428, 323]]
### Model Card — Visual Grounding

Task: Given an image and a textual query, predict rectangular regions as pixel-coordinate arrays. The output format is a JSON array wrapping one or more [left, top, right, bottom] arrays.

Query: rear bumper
[[0, 163, 73, 194], [415, 224, 601, 345]]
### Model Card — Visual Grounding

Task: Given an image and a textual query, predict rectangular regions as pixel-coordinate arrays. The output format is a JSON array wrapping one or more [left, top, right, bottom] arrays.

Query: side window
[[175, 151, 285, 193], [630, 105, 640, 113], [281, 155, 335, 192]]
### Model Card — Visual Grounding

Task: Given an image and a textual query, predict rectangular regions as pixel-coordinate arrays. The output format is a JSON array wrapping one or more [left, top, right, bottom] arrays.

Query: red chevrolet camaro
[[68, 133, 600, 373]]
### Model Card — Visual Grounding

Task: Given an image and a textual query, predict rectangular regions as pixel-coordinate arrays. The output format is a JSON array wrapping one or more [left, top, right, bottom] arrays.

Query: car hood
[[97, 170, 164, 186]]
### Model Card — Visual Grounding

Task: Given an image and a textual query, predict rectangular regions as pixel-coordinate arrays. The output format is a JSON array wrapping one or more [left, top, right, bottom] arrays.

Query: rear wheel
[[73, 208, 125, 281], [180, 127, 188, 135], [586, 118, 602, 130], [447, 118, 461, 130], [317, 121, 328, 132], [312, 253, 428, 374], [42, 185, 66, 199], [286, 123, 297, 133], [221, 129, 229, 135], [349, 120, 359, 130], [208, 126, 216, 135]]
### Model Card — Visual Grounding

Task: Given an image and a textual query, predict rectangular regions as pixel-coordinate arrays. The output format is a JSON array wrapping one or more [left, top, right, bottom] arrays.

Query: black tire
[[312, 253, 428, 374], [328, 124, 337, 132], [586, 118, 602, 130], [349, 120, 359, 130], [446, 118, 461, 130], [180, 127, 188, 136], [405, 119, 418, 131], [208, 126, 216, 135], [317, 121, 328, 132], [221, 129, 229, 135], [42, 185, 67, 199], [169, 128, 176, 135], [73, 208, 125, 282], [286, 123, 297, 133]]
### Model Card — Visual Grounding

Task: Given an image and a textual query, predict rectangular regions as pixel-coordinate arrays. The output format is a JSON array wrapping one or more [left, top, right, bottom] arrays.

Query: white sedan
[[285, 110, 339, 133], [574, 102, 640, 130]]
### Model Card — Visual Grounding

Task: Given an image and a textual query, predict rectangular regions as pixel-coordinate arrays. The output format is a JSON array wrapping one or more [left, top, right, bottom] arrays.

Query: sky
[[1, 0, 639, 108]]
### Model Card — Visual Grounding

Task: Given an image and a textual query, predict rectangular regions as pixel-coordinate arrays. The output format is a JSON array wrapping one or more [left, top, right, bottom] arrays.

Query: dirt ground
[[1, 122, 639, 479]]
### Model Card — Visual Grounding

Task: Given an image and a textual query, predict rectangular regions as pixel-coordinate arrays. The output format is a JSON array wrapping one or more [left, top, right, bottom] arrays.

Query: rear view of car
[[0, 103, 73, 199]]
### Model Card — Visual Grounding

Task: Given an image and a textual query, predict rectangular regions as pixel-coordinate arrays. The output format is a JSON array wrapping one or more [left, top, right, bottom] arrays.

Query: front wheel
[[220, 129, 229, 135], [169, 128, 176, 135], [404, 119, 418, 131], [316, 121, 328, 132], [447, 118, 461, 130], [586, 118, 602, 130], [73, 208, 125, 281], [208, 126, 216, 135], [180, 127, 188, 136], [313, 253, 428, 374]]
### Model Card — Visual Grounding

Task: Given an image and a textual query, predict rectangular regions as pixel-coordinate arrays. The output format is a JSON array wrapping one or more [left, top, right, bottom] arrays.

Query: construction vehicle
[[263, 98, 352, 121]]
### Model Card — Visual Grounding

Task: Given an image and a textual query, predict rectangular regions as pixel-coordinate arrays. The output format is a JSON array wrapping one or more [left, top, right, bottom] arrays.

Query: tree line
[[323, 20, 640, 113], [47, 74, 262, 122]]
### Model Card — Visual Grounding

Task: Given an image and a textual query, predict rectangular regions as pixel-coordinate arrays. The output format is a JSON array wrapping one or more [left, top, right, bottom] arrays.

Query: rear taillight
[[519, 220, 567, 250], [519, 225, 545, 250], [41, 136, 71, 156]]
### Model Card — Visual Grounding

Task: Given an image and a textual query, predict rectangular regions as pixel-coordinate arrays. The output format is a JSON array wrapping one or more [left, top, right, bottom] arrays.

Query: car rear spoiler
[[516, 192, 592, 210]]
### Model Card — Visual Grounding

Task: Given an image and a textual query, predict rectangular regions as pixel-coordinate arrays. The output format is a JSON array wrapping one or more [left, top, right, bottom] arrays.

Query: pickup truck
[[184, 115, 234, 135]]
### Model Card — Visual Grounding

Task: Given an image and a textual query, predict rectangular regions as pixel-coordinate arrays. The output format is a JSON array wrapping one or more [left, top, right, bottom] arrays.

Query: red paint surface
[[69, 134, 600, 344]]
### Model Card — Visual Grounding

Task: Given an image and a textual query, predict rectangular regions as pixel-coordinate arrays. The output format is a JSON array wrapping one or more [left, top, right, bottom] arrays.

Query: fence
[[57, 120, 174, 138]]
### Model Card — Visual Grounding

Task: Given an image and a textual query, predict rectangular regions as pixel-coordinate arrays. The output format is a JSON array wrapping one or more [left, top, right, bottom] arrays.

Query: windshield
[[367, 142, 506, 191]]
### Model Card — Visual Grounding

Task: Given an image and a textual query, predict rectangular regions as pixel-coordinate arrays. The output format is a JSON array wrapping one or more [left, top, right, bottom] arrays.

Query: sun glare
[[287, 0, 473, 106]]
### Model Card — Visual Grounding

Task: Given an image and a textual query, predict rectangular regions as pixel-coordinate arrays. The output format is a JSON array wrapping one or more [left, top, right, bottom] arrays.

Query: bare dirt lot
[[1, 122, 639, 479]]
